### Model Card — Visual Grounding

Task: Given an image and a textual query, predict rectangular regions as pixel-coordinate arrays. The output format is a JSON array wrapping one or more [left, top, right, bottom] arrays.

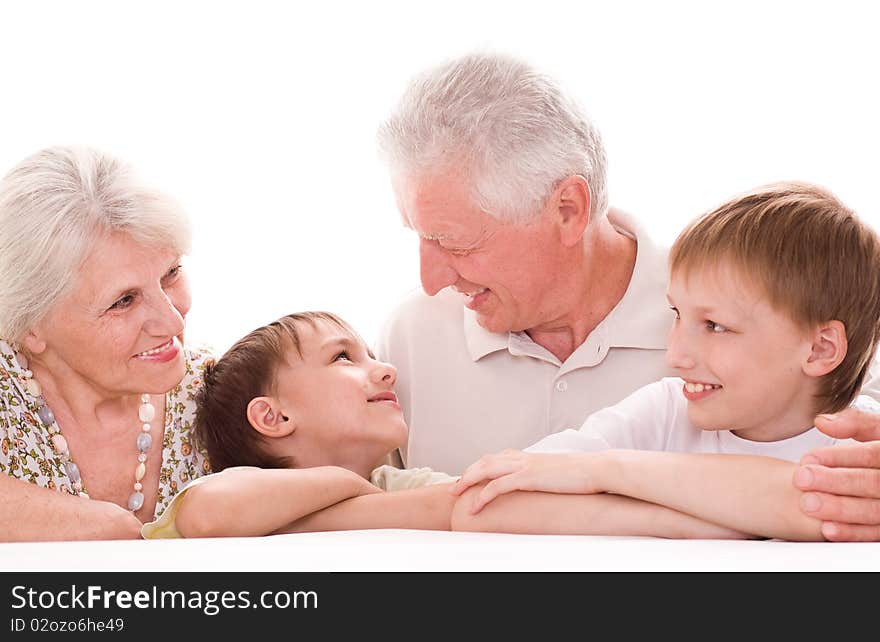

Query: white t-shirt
[[375, 210, 673, 474], [526, 377, 872, 461]]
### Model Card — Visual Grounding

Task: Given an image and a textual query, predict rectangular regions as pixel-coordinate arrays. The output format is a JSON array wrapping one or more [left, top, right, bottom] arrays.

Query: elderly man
[[375, 52, 880, 540]]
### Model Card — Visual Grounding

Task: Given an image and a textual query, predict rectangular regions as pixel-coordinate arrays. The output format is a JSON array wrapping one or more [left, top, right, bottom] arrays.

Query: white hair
[[0, 146, 192, 343], [377, 52, 608, 224]]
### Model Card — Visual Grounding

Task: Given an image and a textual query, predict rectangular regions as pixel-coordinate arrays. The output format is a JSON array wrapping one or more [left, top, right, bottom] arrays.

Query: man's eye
[[109, 294, 135, 311], [333, 351, 352, 362]]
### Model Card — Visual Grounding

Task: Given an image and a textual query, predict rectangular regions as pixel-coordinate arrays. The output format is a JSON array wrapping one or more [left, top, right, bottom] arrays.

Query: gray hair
[[377, 52, 608, 224], [0, 146, 192, 343]]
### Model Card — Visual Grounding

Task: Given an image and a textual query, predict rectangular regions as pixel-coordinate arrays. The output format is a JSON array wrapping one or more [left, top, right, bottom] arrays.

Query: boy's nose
[[373, 360, 397, 386], [665, 328, 696, 370]]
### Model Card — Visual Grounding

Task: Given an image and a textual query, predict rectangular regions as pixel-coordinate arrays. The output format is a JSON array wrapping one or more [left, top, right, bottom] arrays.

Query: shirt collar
[[603, 209, 670, 350], [462, 208, 669, 362]]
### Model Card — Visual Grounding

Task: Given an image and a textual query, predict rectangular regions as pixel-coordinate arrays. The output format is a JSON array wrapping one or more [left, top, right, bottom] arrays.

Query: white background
[[2, 0, 877, 354]]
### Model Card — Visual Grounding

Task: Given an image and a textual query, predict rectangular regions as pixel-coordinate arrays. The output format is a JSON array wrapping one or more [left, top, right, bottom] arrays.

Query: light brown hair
[[670, 181, 880, 413], [194, 311, 357, 472]]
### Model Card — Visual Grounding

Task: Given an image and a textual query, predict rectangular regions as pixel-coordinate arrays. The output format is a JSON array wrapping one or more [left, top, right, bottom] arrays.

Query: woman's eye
[[333, 351, 352, 362], [109, 294, 135, 311], [163, 265, 182, 281]]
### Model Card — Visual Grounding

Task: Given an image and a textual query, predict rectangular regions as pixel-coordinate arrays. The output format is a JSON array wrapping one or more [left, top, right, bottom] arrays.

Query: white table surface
[[3, 530, 878, 572]]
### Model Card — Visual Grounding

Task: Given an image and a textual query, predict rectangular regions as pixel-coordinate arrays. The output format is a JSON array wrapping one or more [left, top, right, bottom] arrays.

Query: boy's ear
[[246, 397, 295, 438], [553, 175, 591, 247], [803, 320, 847, 377]]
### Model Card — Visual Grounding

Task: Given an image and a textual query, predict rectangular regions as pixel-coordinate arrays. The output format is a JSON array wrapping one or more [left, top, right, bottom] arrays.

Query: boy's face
[[665, 263, 819, 441], [271, 319, 408, 473]]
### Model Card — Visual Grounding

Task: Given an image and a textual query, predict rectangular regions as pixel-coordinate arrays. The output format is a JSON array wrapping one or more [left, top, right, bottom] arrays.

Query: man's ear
[[803, 320, 847, 377], [246, 397, 295, 438], [552, 175, 591, 248]]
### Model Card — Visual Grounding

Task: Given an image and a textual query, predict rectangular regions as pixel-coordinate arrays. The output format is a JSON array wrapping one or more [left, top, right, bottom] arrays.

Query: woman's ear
[[803, 320, 847, 377], [246, 397, 295, 438], [21, 328, 47, 355]]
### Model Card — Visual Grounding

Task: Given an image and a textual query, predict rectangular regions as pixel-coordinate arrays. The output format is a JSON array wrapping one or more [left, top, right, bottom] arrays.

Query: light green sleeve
[[369, 465, 459, 491], [141, 466, 260, 539], [141, 475, 214, 539]]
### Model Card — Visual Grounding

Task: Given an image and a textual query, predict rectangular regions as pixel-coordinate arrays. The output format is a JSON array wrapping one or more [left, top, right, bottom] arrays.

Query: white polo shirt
[[375, 210, 674, 474]]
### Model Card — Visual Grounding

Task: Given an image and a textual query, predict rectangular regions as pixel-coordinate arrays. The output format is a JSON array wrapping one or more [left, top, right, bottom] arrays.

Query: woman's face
[[25, 231, 192, 398]]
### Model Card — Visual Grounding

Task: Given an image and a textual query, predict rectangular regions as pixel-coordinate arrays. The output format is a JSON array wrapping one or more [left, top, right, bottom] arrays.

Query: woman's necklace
[[14, 350, 154, 513]]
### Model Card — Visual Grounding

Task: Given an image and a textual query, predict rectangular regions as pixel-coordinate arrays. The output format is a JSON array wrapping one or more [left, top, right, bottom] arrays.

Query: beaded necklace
[[13, 349, 154, 512]]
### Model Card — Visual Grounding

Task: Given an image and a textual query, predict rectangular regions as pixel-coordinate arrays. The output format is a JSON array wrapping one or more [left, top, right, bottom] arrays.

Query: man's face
[[392, 171, 568, 334]]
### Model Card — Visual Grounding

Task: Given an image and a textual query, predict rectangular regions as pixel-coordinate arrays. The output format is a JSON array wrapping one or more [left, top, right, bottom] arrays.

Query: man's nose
[[419, 239, 458, 296]]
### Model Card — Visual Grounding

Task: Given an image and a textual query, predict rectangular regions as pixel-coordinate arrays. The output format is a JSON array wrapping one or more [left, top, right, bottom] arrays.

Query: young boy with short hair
[[451, 181, 880, 541], [142, 312, 457, 538]]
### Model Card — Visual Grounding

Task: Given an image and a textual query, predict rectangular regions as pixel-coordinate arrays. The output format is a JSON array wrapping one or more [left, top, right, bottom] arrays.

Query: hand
[[794, 407, 880, 541], [450, 449, 605, 514], [105, 501, 145, 540]]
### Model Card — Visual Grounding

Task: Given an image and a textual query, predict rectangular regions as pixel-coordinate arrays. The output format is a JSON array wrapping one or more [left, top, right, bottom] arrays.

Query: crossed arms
[[172, 408, 880, 541]]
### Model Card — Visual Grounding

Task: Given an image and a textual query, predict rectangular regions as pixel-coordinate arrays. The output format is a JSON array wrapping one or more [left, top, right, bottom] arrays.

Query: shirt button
[[555, 380, 568, 392]]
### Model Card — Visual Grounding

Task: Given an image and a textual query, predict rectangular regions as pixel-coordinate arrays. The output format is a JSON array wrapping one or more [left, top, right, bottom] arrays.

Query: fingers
[[799, 491, 880, 526], [470, 475, 527, 515], [820, 521, 880, 542], [793, 464, 880, 499], [451, 450, 525, 496], [814, 408, 880, 442], [799, 441, 880, 469]]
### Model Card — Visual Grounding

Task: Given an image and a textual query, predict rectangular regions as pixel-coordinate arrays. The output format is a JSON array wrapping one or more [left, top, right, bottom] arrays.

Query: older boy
[[451, 182, 880, 541]]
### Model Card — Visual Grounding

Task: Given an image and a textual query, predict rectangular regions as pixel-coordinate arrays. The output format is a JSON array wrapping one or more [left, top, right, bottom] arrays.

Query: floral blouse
[[0, 339, 214, 520]]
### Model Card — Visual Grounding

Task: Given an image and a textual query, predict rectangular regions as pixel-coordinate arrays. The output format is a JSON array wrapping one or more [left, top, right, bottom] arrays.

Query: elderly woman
[[0, 146, 212, 541]]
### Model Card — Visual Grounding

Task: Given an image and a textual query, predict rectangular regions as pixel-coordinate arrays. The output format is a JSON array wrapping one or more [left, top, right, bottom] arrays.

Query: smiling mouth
[[460, 288, 490, 310], [684, 382, 722, 393], [133, 338, 178, 360], [681, 380, 723, 402], [369, 392, 399, 404]]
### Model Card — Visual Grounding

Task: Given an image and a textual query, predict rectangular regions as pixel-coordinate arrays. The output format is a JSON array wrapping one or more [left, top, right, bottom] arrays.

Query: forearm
[[175, 467, 373, 538], [451, 486, 750, 539], [282, 483, 456, 533], [599, 451, 823, 541], [0, 475, 142, 542]]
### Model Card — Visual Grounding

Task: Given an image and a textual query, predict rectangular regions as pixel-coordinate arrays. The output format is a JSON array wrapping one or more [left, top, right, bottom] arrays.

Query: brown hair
[[194, 311, 357, 472], [670, 181, 880, 413]]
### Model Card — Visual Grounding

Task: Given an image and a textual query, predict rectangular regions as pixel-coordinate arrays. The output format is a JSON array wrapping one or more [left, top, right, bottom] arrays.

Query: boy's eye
[[109, 294, 135, 311], [706, 321, 728, 333], [333, 351, 352, 363]]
